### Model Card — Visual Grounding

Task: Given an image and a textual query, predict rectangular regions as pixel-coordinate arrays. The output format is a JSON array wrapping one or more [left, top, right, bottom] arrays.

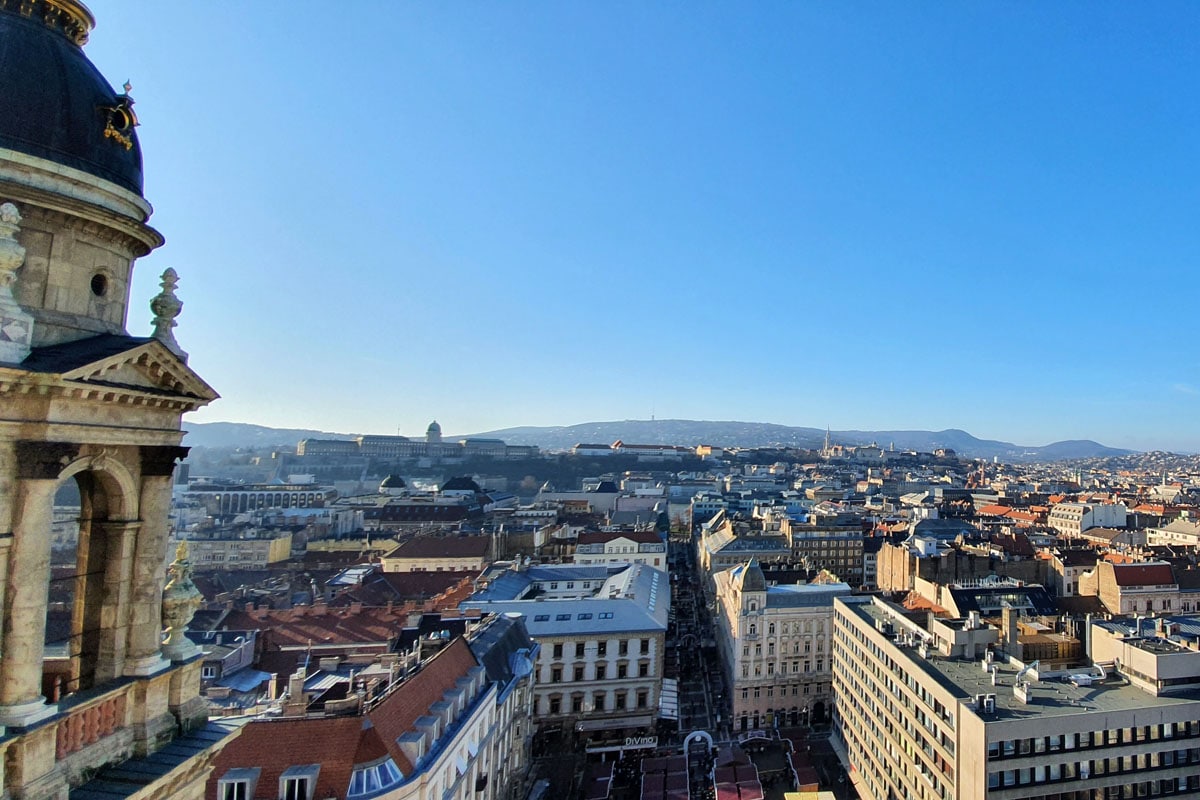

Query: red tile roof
[[577, 530, 663, 545], [384, 535, 490, 560], [976, 505, 1012, 517], [1112, 563, 1176, 587], [207, 637, 481, 800]]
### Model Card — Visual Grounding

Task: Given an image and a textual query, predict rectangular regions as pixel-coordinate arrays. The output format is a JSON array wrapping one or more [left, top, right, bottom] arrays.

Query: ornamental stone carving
[[161, 541, 201, 660], [0, 201, 34, 362], [150, 268, 187, 362]]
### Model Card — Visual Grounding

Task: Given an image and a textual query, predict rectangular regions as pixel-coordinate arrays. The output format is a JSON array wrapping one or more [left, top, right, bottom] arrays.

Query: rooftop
[[841, 597, 1200, 721]]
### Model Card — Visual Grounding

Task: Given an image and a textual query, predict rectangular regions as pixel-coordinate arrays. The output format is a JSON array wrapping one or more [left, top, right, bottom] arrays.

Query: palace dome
[[0, 1, 145, 195]]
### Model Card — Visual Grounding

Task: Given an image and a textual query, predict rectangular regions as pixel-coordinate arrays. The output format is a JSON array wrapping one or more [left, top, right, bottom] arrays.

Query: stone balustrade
[[55, 683, 130, 759]]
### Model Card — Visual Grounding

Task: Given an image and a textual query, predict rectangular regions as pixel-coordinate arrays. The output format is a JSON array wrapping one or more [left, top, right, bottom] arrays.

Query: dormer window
[[348, 758, 404, 798], [280, 765, 320, 800], [218, 769, 260, 800]]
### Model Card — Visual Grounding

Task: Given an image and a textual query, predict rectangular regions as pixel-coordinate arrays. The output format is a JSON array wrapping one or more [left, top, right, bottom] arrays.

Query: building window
[[574, 666, 584, 681], [619, 640, 629, 656], [597, 642, 607, 657], [594, 693, 605, 711], [616, 692, 627, 710], [641, 639, 650, 654], [556, 614, 571, 621], [576, 643, 585, 658], [637, 691, 648, 708], [280, 766, 320, 800], [572, 695, 583, 713], [596, 664, 606, 680], [202, 664, 218, 680], [218, 770, 259, 800], [553, 644, 563, 659], [551, 668, 562, 683], [549, 697, 561, 714], [618, 663, 628, 679], [639, 662, 650, 677]]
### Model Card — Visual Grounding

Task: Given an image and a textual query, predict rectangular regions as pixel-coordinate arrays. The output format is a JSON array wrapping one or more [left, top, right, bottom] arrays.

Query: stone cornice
[[0, 367, 211, 413], [17, 203, 154, 254], [0, 148, 159, 250]]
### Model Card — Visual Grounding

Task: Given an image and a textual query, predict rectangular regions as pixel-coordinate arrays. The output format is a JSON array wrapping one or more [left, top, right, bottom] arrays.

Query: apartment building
[[461, 563, 667, 738], [207, 614, 538, 800], [573, 530, 667, 568], [380, 535, 492, 573], [832, 596, 1200, 800], [187, 531, 293, 569], [1046, 501, 1128, 538], [713, 560, 851, 731], [458, 561, 667, 734]]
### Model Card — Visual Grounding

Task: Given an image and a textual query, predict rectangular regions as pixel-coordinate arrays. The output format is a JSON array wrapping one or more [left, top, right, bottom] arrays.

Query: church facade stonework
[[0, 1, 231, 797]]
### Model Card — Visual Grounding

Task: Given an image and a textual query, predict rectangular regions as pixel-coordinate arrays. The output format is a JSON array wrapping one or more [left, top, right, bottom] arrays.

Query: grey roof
[[765, 582, 852, 609], [469, 614, 537, 697], [730, 560, 767, 592], [470, 571, 533, 602], [13, 334, 151, 372], [526, 564, 622, 582], [462, 565, 668, 636]]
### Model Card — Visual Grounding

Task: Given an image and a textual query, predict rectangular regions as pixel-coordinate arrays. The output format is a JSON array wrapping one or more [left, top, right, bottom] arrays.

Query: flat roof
[[841, 598, 1200, 721]]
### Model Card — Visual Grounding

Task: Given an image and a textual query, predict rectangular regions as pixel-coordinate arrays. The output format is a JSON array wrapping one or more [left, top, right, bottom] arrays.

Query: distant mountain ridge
[[466, 420, 1131, 461], [182, 419, 1132, 462]]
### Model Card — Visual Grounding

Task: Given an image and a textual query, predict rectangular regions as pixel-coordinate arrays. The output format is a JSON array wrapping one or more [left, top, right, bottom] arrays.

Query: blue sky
[[83, 2, 1199, 451]]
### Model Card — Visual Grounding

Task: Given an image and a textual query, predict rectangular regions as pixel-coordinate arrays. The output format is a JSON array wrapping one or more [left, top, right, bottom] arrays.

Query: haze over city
[[83, 2, 1200, 452]]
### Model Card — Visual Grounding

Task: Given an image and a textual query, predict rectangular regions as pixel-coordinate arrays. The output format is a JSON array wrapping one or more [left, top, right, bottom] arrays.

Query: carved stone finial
[[161, 540, 201, 661], [150, 267, 188, 362], [0, 202, 34, 363]]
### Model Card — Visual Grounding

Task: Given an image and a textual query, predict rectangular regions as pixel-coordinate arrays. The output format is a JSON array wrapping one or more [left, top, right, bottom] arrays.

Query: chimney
[[284, 668, 308, 716], [1002, 606, 1019, 654]]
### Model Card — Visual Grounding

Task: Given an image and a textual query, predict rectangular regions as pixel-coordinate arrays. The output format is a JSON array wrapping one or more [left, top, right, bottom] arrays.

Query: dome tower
[[0, 0, 164, 352], [0, 4, 221, 796]]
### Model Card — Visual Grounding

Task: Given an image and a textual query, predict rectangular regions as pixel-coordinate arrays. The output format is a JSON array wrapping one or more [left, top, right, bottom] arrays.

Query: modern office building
[[832, 595, 1200, 800]]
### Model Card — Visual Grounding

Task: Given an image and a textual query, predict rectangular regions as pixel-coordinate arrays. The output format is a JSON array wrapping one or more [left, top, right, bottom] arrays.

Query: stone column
[[93, 519, 140, 684], [124, 446, 187, 676], [0, 477, 60, 726]]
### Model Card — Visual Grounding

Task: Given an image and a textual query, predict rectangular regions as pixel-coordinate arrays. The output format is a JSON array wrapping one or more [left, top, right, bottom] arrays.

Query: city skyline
[[84, 2, 1200, 452]]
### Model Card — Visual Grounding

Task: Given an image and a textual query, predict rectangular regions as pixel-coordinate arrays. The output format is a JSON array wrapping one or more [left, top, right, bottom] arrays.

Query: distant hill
[[181, 419, 1133, 462], [182, 422, 353, 449], [465, 420, 1133, 462]]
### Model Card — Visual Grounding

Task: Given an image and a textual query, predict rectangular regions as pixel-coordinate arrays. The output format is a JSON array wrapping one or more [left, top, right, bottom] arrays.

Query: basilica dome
[[0, 1, 144, 195]]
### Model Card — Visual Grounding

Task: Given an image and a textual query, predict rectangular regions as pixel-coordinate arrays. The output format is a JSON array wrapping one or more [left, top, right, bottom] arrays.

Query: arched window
[[749, 601, 757, 612], [750, 624, 757, 636], [768, 623, 776, 636]]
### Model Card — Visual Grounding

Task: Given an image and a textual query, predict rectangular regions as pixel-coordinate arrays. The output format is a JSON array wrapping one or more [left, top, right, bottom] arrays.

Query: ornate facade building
[[712, 560, 850, 732], [0, 1, 226, 797]]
